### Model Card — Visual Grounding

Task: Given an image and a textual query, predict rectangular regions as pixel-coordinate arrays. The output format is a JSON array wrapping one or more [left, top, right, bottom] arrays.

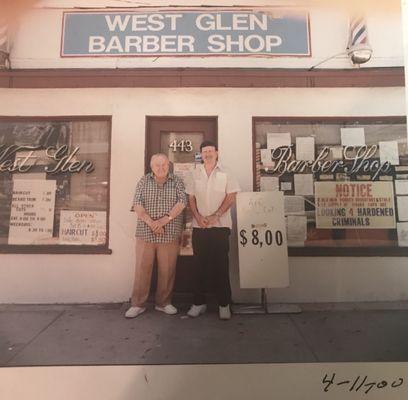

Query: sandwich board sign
[[237, 191, 289, 288]]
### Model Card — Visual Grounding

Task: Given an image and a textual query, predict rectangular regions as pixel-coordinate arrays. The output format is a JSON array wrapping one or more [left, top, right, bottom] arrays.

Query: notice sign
[[173, 163, 195, 185], [8, 180, 56, 244], [61, 9, 310, 57], [237, 191, 289, 289], [59, 211, 107, 245], [315, 182, 396, 229]]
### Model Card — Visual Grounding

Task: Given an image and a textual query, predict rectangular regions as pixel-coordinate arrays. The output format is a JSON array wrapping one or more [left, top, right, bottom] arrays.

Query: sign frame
[[60, 7, 312, 58]]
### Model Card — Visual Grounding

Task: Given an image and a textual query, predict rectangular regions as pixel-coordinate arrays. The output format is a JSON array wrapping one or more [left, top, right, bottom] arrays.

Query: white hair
[[150, 153, 169, 167]]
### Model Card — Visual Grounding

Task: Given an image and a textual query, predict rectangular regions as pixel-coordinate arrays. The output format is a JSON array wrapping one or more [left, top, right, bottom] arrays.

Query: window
[[0, 117, 111, 253], [253, 117, 408, 256]]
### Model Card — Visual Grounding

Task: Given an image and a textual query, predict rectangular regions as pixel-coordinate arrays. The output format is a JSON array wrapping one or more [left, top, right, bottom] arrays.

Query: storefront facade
[[0, 0, 406, 304]]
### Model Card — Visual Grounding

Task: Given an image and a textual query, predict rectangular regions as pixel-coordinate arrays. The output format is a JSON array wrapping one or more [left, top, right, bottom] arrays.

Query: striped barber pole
[[347, 15, 370, 50], [0, 16, 9, 69], [346, 15, 372, 64]]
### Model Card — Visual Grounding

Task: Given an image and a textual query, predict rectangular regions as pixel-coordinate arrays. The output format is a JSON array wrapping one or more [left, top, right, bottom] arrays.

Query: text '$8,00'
[[239, 229, 283, 248]]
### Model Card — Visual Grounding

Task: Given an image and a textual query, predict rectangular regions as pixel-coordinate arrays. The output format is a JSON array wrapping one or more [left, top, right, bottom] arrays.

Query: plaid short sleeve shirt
[[132, 172, 187, 243]]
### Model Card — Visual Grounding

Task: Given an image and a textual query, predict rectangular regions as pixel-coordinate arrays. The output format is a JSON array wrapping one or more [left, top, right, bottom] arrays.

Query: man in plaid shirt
[[125, 153, 187, 318]]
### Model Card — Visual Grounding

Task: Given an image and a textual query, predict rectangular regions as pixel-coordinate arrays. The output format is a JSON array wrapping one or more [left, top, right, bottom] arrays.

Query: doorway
[[145, 116, 218, 293]]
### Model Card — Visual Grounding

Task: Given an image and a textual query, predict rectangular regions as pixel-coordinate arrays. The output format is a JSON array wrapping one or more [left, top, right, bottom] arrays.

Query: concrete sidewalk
[[2, 302, 408, 366]]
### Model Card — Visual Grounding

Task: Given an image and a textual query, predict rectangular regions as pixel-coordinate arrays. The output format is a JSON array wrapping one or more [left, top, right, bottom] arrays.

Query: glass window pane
[[0, 118, 110, 249], [254, 118, 407, 252]]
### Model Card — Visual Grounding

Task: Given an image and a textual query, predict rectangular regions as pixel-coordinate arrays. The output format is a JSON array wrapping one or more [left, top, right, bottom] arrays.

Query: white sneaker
[[187, 304, 207, 317], [125, 306, 146, 318], [219, 305, 231, 320], [155, 304, 178, 315]]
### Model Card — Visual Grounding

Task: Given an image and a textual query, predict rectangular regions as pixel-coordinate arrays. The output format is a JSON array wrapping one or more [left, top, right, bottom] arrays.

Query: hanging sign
[[237, 191, 289, 289], [315, 182, 396, 229], [8, 179, 56, 244], [61, 9, 310, 57]]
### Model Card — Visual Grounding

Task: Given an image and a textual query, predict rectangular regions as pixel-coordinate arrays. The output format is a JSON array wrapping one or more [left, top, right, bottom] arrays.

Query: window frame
[[253, 116, 408, 257], [0, 115, 112, 254]]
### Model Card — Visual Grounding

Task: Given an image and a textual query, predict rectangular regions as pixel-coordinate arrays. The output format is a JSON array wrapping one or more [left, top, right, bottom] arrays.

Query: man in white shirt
[[186, 141, 241, 320]]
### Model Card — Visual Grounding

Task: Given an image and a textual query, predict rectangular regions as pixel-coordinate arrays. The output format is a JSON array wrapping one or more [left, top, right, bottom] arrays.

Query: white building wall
[[0, 0, 406, 304], [0, 86, 406, 304], [9, 3, 404, 69]]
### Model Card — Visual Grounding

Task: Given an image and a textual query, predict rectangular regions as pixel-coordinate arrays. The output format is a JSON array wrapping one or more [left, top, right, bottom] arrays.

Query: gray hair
[[150, 153, 169, 167]]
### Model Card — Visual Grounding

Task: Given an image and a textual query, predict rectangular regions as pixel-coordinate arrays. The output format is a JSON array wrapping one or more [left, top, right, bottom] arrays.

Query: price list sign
[[237, 191, 289, 288], [8, 180, 56, 245], [59, 210, 107, 245]]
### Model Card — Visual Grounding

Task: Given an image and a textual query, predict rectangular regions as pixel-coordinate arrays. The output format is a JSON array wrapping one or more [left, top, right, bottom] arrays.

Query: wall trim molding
[[0, 67, 404, 88]]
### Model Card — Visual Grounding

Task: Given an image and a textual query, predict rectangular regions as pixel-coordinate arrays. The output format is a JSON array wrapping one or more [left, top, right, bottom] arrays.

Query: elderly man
[[186, 141, 241, 320], [125, 153, 187, 318]]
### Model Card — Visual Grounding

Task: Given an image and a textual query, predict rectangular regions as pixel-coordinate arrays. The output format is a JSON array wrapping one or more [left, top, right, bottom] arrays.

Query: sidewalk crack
[[5, 310, 66, 366], [288, 314, 319, 362]]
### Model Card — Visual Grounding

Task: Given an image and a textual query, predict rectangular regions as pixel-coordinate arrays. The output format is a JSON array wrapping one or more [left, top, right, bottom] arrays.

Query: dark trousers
[[192, 227, 232, 307]]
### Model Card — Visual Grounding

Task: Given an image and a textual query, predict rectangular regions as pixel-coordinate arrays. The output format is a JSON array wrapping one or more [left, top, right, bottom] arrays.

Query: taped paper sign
[[59, 210, 107, 245], [315, 182, 396, 229], [8, 179, 56, 244]]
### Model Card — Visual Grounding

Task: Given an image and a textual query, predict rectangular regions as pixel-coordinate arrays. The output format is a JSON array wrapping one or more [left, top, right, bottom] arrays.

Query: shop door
[[145, 116, 217, 293]]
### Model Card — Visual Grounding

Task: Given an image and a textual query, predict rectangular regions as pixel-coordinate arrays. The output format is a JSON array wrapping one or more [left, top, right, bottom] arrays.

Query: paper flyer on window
[[8, 179, 56, 245], [59, 210, 107, 245]]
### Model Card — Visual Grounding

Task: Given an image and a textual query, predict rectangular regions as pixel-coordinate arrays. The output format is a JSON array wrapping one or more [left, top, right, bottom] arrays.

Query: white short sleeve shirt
[[186, 163, 241, 229]]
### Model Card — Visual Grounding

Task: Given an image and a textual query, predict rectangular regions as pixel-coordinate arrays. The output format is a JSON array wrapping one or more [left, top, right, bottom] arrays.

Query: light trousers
[[131, 238, 179, 307]]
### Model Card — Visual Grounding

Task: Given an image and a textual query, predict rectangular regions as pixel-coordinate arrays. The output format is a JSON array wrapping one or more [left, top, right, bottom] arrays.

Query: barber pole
[[346, 15, 372, 64], [0, 17, 9, 69]]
